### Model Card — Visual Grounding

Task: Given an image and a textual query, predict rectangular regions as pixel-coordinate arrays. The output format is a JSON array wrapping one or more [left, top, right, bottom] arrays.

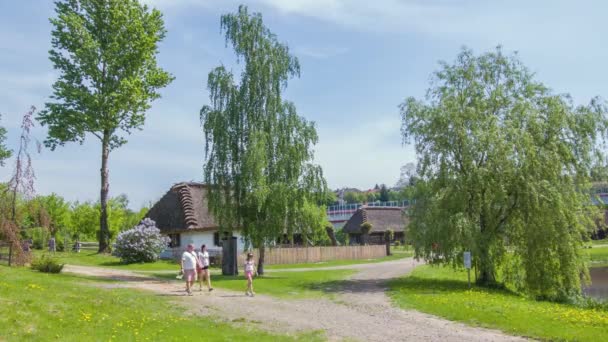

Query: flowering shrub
[[114, 218, 169, 263]]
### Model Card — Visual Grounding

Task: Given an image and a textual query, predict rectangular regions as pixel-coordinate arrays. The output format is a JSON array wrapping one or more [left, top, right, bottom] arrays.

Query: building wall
[[161, 230, 247, 259]]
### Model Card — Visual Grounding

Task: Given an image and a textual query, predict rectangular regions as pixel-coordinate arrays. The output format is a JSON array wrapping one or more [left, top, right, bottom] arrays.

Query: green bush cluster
[[31, 254, 64, 273]]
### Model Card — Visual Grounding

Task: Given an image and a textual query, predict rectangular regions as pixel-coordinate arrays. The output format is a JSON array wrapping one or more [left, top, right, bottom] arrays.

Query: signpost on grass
[[464, 251, 472, 288]]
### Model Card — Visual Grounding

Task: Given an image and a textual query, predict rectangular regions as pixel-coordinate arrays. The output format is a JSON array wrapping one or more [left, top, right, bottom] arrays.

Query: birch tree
[[201, 5, 327, 275]]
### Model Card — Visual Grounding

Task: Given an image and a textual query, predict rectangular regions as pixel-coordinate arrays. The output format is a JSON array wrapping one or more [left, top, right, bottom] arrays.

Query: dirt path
[[64, 259, 526, 341]]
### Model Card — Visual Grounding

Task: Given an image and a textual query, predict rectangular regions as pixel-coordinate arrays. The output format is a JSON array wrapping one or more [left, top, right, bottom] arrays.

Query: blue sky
[[1, 0, 607, 209]]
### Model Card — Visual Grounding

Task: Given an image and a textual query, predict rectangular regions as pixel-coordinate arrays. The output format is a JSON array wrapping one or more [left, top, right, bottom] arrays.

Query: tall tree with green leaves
[[401, 47, 608, 299], [38, 0, 173, 252], [201, 5, 327, 275]]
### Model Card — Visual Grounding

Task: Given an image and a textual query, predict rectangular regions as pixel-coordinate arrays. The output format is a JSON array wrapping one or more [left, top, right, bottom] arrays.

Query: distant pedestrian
[[22, 239, 30, 253], [181, 244, 197, 295], [48, 237, 56, 253], [244, 252, 256, 297], [73, 240, 81, 253], [196, 244, 213, 292]]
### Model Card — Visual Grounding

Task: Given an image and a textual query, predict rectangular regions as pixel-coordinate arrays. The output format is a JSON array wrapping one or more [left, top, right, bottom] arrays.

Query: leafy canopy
[[401, 47, 608, 299], [38, 0, 173, 150], [200, 5, 327, 250]]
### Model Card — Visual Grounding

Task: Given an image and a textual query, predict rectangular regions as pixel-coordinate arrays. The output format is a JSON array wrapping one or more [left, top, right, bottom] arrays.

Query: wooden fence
[[163, 245, 387, 266], [0, 241, 10, 265], [237, 245, 387, 266]]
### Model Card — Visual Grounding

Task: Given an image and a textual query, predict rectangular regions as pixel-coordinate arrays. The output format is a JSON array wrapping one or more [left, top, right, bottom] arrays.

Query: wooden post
[[8, 244, 12, 267]]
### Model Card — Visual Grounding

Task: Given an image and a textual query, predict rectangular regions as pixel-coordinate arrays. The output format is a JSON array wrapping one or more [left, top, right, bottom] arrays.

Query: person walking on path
[[181, 244, 197, 296], [48, 237, 56, 253], [196, 244, 213, 292], [244, 252, 256, 297]]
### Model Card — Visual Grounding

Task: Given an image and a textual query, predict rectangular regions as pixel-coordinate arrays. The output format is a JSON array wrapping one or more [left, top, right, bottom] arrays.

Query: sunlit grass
[[0, 266, 324, 341], [388, 265, 608, 341], [152, 269, 354, 299]]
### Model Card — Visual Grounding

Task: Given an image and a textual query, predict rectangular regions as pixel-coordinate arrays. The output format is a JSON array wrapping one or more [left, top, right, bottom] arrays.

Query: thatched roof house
[[146, 182, 243, 252], [342, 206, 408, 245], [146, 182, 217, 233]]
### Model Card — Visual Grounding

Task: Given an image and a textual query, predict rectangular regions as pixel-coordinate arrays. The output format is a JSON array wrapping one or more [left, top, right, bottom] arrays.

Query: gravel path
[[64, 259, 526, 341]]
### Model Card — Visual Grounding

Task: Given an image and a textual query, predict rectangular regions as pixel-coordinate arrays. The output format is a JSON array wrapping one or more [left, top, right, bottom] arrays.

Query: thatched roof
[[342, 206, 408, 234], [146, 182, 218, 233]]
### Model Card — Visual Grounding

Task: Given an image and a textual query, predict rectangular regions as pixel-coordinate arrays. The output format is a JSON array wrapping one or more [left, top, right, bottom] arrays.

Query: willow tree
[[38, 0, 173, 252], [401, 47, 608, 299], [201, 5, 326, 275]]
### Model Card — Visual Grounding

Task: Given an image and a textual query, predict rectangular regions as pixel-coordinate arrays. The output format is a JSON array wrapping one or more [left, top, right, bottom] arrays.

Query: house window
[[168, 233, 181, 248]]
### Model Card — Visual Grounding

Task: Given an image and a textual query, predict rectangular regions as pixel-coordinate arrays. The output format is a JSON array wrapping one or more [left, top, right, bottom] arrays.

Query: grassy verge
[[31, 247, 413, 272], [388, 265, 608, 341], [0, 266, 323, 341], [152, 269, 354, 299], [31, 250, 179, 271], [266, 250, 412, 270], [586, 245, 608, 267]]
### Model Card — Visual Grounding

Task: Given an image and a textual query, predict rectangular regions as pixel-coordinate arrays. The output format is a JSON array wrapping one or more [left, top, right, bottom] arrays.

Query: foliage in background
[[0, 114, 12, 166], [200, 5, 327, 274], [38, 0, 173, 253], [401, 47, 608, 300], [113, 218, 169, 263], [0, 107, 39, 266]]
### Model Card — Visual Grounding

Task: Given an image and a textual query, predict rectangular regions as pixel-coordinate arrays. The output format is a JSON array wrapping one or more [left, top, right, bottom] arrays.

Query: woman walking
[[244, 252, 256, 297], [196, 244, 213, 291]]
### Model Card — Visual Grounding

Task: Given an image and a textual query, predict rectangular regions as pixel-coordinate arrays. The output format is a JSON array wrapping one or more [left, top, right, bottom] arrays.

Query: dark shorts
[[197, 266, 209, 273]]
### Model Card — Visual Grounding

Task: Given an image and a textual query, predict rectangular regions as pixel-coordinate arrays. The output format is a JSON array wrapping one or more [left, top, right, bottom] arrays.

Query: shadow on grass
[[387, 275, 521, 299], [304, 278, 389, 294]]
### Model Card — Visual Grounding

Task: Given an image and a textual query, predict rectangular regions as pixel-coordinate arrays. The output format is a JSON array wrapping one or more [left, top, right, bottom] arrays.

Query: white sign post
[[463, 251, 472, 288]]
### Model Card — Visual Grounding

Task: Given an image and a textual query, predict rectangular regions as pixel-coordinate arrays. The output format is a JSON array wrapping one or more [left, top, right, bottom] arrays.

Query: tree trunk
[[8, 244, 12, 267], [98, 137, 110, 253], [326, 226, 338, 246], [476, 247, 496, 285], [258, 245, 265, 276]]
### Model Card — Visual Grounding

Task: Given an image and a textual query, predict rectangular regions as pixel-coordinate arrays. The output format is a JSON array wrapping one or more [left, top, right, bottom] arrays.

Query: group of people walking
[[180, 244, 214, 295], [180, 243, 256, 297]]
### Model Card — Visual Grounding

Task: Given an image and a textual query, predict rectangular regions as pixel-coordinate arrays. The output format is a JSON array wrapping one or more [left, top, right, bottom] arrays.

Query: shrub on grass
[[114, 218, 170, 263], [31, 254, 64, 273]]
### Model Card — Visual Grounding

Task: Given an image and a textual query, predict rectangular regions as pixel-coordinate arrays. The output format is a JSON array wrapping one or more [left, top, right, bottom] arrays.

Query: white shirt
[[181, 251, 197, 270], [197, 251, 210, 267], [245, 260, 255, 273]]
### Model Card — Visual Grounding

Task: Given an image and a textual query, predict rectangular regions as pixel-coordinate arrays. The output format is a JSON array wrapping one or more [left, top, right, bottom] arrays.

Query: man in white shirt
[[181, 244, 197, 295]]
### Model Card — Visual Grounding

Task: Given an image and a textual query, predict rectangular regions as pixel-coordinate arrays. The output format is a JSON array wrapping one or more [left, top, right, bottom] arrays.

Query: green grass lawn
[[152, 269, 354, 299], [586, 245, 608, 267], [0, 266, 323, 342], [388, 265, 608, 341], [266, 249, 412, 270], [31, 247, 412, 273], [31, 250, 179, 271]]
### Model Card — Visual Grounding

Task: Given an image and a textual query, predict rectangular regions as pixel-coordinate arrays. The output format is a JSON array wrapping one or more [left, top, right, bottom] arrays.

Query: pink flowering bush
[[114, 218, 170, 263]]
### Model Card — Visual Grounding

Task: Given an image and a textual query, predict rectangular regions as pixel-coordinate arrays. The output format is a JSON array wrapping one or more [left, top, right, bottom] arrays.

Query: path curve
[[64, 259, 526, 342]]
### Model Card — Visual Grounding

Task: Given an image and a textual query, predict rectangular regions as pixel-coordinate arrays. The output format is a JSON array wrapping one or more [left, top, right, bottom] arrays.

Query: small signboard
[[463, 251, 471, 269]]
